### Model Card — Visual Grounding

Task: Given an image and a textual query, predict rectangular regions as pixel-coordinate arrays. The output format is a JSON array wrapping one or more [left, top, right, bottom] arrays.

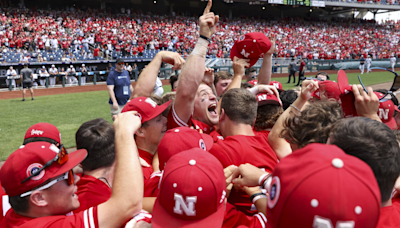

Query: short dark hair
[[23, 137, 58, 146], [279, 90, 298, 110], [281, 101, 343, 148], [330, 117, 400, 203], [245, 67, 257, 76], [169, 75, 178, 90], [241, 82, 253, 89], [9, 195, 30, 214], [220, 88, 257, 125], [75, 118, 115, 171], [214, 71, 233, 85]]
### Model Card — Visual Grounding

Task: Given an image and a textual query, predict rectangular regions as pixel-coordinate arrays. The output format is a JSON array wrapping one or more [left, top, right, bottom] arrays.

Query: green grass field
[[0, 70, 396, 160]]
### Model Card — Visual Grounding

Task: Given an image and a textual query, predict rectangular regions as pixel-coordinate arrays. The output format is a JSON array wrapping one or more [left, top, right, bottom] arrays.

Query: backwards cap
[[157, 127, 213, 171], [267, 143, 381, 228], [122, 97, 171, 124], [256, 93, 282, 107], [24, 122, 61, 144], [152, 149, 226, 228], [0, 142, 87, 197], [230, 32, 271, 68], [270, 81, 284, 91]]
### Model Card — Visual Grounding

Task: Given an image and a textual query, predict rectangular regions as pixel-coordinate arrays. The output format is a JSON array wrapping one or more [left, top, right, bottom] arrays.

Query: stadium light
[[154, 0, 157, 3], [310, 9, 312, 12], [262, 6, 265, 10]]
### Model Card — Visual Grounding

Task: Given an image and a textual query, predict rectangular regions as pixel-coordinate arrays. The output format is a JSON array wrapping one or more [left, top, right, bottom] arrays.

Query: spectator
[[48, 64, 58, 87], [6, 66, 17, 88]]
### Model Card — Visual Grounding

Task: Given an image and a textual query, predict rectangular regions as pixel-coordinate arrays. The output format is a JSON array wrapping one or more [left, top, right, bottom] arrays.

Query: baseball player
[[390, 55, 397, 72], [329, 117, 400, 228], [48, 65, 58, 87], [366, 55, 372, 73], [360, 55, 365, 74], [0, 112, 144, 228]]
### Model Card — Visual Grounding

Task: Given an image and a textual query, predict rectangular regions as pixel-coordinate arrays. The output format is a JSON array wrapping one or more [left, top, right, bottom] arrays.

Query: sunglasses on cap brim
[[358, 67, 399, 102], [21, 144, 69, 184]]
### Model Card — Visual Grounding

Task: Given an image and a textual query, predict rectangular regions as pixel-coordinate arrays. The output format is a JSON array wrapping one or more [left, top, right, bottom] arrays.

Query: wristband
[[262, 175, 272, 192], [258, 173, 269, 186], [290, 104, 301, 113], [252, 194, 267, 204], [199, 34, 211, 43], [250, 193, 265, 202]]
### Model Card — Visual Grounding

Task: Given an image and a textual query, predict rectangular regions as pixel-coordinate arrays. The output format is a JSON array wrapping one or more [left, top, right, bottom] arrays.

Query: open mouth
[[208, 103, 218, 116]]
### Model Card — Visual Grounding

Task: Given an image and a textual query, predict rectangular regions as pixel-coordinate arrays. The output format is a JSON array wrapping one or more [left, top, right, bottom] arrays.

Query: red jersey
[[1, 207, 98, 228], [223, 203, 267, 228], [209, 135, 278, 215], [0, 180, 9, 223], [376, 199, 400, 228], [144, 171, 162, 197], [167, 104, 214, 134], [138, 149, 154, 184], [74, 174, 111, 213]]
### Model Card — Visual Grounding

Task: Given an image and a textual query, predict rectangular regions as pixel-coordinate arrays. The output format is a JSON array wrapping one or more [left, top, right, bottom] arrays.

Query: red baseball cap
[[152, 149, 226, 228], [230, 32, 271, 68], [0, 142, 87, 197], [267, 143, 381, 228], [311, 80, 341, 101], [375, 92, 399, 129], [270, 81, 283, 91], [122, 97, 171, 124], [24, 122, 61, 144], [256, 93, 282, 107], [157, 127, 213, 171]]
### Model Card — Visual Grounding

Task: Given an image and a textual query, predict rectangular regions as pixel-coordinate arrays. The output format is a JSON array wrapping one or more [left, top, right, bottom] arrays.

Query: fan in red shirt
[[0, 112, 144, 228]]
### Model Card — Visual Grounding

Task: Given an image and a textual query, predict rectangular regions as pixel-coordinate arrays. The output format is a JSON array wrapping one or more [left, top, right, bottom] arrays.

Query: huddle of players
[[1, 1, 400, 227]]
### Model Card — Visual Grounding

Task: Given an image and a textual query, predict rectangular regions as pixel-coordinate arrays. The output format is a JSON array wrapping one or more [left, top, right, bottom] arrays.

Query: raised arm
[[130, 51, 184, 99], [268, 80, 318, 159], [257, 35, 276, 85], [173, 0, 219, 124], [98, 111, 143, 228]]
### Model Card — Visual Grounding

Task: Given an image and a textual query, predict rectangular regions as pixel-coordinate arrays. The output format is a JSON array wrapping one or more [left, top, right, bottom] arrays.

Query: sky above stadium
[[363, 10, 400, 23]]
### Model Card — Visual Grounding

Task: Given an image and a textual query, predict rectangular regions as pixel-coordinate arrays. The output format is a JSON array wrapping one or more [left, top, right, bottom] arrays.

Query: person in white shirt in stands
[[39, 66, 49, 87], [6, 66, 17, 88], [66, 65, 78, 85], [48, 64, 58, 87], [390, 55, 397, 72], [366, 55, 372, 73], [20, 55, 29, 63]]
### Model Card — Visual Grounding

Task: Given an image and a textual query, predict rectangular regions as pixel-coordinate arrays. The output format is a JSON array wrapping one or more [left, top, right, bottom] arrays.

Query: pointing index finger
[[203, 0, 212, 15]]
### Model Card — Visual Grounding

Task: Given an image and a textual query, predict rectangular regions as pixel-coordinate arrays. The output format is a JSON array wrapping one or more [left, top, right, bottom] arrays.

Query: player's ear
[[219, 108, 225, 122], [135, 126, 146, 138], [30, 191, 49, 207]]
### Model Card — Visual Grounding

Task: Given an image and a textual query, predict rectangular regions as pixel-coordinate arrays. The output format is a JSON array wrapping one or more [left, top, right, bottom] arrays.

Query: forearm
[[254, 198, 267, 216], [142, 197, 156, 214], [257, 54, 272, 85], [131, 52, 163, 98], [269, 96, 308, 159], [107, 86, 118, 104], [111, 131, 143, 215]]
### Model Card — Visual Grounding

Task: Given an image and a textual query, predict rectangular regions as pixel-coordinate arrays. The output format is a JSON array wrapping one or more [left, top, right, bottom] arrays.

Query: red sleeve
[[167, 104, 189, 130], [223, 203, 267, 228], [144, 172, 162, 197], [19, 207, 99, 228]]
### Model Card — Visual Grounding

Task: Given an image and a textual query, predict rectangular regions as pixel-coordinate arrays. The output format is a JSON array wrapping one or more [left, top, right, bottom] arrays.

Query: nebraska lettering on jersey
[[173, 193, 197, 216]]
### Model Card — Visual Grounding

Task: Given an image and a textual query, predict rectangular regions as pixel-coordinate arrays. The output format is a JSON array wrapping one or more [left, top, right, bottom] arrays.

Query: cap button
[[311, 199, 319, 208], [175, 129, 180, 132], [253, 39, 256, 43], [355, 206, 362, 215], [189, 160, 196, 166], [332, 158, 344, 168]]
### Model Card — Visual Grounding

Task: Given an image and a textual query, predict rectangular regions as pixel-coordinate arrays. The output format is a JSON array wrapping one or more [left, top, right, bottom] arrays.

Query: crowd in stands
[[0, 3, 398, 63]]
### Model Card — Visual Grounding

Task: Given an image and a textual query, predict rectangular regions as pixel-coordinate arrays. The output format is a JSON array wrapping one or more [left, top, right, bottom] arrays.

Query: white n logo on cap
[[173, 193, 197, 216], [145, 98, 157, 108], [273, 83, 279, 89], [378, 108, 389, 120], [313, 215, 355, 228], [241, 49, 250, 58]]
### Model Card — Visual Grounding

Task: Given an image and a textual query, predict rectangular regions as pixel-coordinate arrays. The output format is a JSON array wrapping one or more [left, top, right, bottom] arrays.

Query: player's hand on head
[[300, 79, 319, 101], [352, 84, 380, 121], [159, 51, 186, 70], [114, 111, 142, 135], [231, 163, 267, 187], [199, 0, 219, 39], [232, 56, 249, 76]]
